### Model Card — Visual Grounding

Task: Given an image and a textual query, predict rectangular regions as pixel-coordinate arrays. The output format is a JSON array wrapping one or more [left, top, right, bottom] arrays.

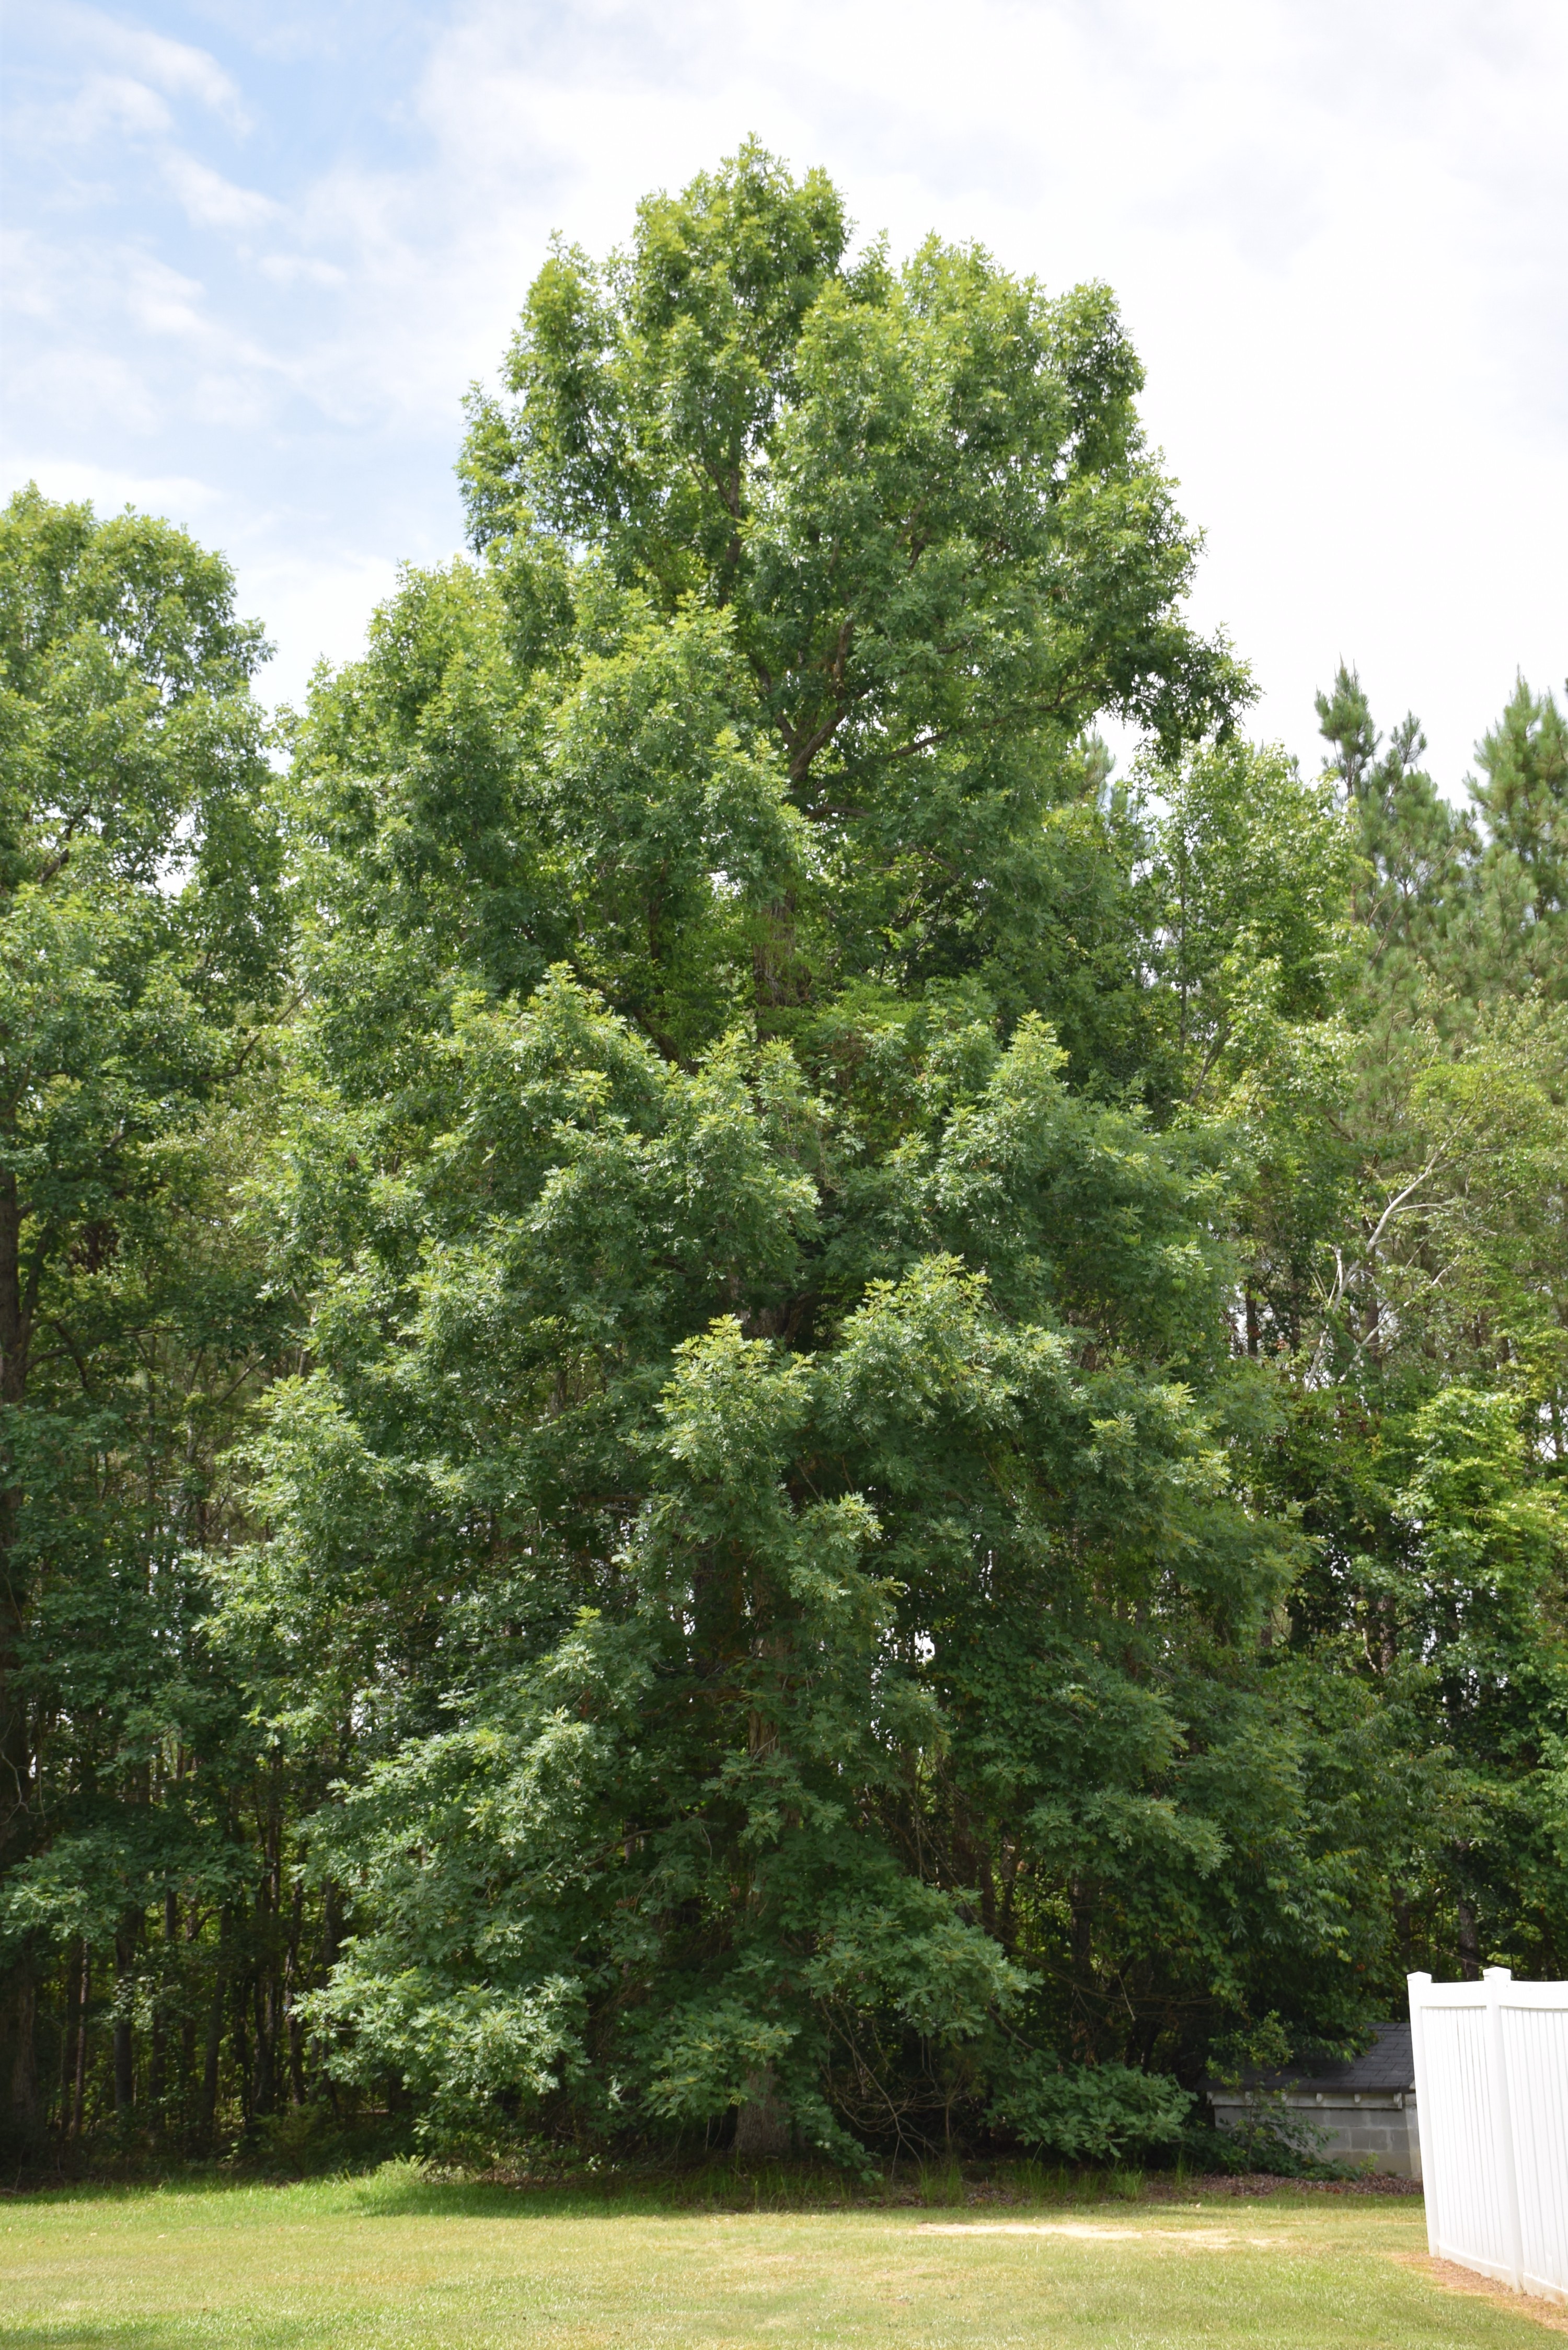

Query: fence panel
[[1410, 1968, 1568, 2306], [1502, 2000, 1568, 2300]]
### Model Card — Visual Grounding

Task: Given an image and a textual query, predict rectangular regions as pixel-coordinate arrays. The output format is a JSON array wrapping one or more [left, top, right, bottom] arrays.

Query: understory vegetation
[[3, 146, 1566, 2179]]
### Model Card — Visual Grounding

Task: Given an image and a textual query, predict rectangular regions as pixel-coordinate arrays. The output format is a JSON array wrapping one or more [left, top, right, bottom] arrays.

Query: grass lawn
[[2, 2168, 1562, 2349]]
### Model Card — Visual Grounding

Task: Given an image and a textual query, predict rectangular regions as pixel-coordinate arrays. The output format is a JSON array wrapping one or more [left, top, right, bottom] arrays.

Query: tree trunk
[[181, 1898, 202, 2137], [199, 1910, 230, 2148], [0, 1172, 41, 2148], [253, 1811, 279, 2114], [232, 1972, 253, 2123], [0, 1505, 35, 2141], [732, 2066, 790, 2158], [253, 1967, 275, 2116], [148, 2013, 165, 2129], [315, 1882, 342, 2112], [284, 1879, 306, 2105], [70, 1945, 90, 2137], [0, 1171, 36, 1881], [60, 1939, 83, 2132], [1069, 1880, 1096, 2058], [147, 1891, 177, 2129], [112, 1914, 139, 2119], [0, 1562, 28, 1876], [8, 1952, 39, 2141]]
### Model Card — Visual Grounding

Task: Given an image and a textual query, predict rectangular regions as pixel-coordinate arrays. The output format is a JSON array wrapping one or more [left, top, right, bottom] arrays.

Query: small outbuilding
[[1208, 2022, 1421, 2177]]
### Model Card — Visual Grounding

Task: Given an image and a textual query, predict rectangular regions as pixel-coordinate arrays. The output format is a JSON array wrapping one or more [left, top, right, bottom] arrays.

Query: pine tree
[[1471, 675, 1568, 999]]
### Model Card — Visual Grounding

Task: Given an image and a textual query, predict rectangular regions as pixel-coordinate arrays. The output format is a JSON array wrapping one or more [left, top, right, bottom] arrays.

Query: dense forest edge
[[3, 144, 1567, 2182]]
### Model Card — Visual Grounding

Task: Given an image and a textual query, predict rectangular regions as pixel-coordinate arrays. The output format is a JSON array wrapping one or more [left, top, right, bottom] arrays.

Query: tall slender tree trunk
[[1, 1171, 41, 2147], [60, 1938, 83, 2132], [0, 1567, 31, 1857], [253, 1969, 275, 2116], [1068, 1879, 1097, 2060], [316, 1881, 342, 2114], [231, 1970, 253, 2124], [148, 2013, 166, 2128], [199, 1909, 230, 2149], [284, 1879, 306, 2105], [8, 1953, 39, 2142], [147, 1890, 177, 2132], [70, 1945, 90, 2138], [181, 1897, 201, 2138], [112, 1914, 139, 2120]]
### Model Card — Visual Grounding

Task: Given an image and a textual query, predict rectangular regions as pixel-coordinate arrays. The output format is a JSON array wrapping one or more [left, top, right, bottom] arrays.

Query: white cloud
[[50, 4, 249, 128], [160, 152, 280, 232], [4, 0, 1566, 776], [121, 252, 212, 341], [244, 549, 403, 711], [268, 0, 1546, 775], [1, 455, 220, 520], [66, 71, 175, 140], [0, 229, 60, 325], [258, 254, 348, 289]]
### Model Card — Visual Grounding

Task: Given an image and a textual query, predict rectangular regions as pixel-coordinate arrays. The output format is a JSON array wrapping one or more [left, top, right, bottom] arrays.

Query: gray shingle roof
[[1232, 2021, 1415, 2095]]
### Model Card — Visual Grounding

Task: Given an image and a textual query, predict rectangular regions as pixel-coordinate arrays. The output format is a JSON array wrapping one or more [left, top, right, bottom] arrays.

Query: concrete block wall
[[1209, 2091, 1421, 2178]]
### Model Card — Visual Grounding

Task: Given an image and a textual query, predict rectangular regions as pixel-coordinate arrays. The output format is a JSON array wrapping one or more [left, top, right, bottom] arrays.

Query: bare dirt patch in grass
[[916, 2221, 1292, 2247], [1389, 2253, 1568, 2335]]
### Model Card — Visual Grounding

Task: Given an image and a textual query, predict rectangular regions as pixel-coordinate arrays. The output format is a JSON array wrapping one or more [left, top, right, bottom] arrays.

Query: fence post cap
[[1482, 1966, 1513, 1982], [1408, 1971, 1433, 1987]]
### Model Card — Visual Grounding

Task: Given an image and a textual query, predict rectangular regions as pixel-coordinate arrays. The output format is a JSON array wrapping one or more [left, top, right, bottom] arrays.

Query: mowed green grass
[[2, 2169, 1560, 2350]]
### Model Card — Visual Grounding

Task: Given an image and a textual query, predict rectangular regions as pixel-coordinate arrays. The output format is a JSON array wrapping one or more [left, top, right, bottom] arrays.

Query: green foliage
[[988, 2059, 1191, 2161], [1316, 663, 1472, 1020], [6, 152, 1568, 2184], [458, 139, 1246, 1039], [1472, 677, 1568, 999], [0, 487, 290, 2153], [233, 965, 1311, 2155]]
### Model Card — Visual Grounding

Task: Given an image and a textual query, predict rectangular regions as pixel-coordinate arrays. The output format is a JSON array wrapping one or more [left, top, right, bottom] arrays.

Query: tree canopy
[[2, 149, 1565, 2176]]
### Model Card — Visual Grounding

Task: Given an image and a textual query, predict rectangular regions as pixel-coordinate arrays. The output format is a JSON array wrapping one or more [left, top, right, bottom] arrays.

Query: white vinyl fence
[[1409, 1967, 1568, 2305]]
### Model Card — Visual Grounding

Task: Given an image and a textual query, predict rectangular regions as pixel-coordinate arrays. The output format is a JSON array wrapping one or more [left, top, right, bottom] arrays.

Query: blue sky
[[5, 0, 1567, 781]]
